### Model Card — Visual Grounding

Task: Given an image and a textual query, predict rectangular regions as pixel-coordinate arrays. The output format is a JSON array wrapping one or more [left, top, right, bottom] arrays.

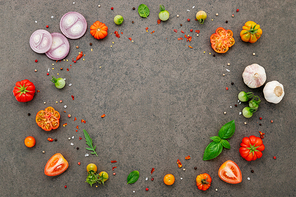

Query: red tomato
[[218, 160, 242, 184], [13, 79, 35, 102], [24, 136, 36, 148], [44, 153, 69, 176], [239, 135, 265, 161], [196, 173, 212, 191]]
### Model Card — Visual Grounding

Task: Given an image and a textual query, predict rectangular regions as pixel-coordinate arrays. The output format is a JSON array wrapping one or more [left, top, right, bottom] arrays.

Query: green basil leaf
[[203, 142, 223, 160], [127, 170, 140, 184], [218, 120, 236, 140], [221, 139, 231, 149], [210, 136, 221, 143], [138, 4, 150, 18]]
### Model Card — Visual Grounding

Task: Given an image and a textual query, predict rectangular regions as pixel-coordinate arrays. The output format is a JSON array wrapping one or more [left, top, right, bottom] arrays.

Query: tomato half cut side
[[36, 106, 60, 131], [44, 153, 69, 176], [218, 160, 242, 184]]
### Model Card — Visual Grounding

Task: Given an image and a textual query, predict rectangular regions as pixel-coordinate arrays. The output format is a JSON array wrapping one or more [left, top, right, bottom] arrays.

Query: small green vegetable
[[159, 5, 169, 21], [242, 107, 256, 118], [114, 15, 124, 25], [127, 170, 140, 184], [203, 120, 235, 160], [249, 96, 261, 110], [51, 76, 65, 89], [138, 4, 150, 18], [83, 129, 98, 156], [86, 170, 98, 187], [238, 91, 254, 102]]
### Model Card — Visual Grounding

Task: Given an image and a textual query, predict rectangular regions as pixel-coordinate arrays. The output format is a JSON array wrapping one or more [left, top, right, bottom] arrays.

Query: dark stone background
[[0, 0, 295, 196]]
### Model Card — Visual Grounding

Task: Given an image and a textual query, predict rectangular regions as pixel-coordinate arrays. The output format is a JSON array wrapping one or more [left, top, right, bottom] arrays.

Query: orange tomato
[[240, 21, 262, 43], [44, 153, 69, 176], [163, 174, 175, 185], [218, 160, 242, 184], [36, 106, 60, 131], [24, 136, 36, 148], [210, 27, 235, 53], [90, 21, 108, 40], [196, 173, 212, 191], [86, 163, 97, 173]]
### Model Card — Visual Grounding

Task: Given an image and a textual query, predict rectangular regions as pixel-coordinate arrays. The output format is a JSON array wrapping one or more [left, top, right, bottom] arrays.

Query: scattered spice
[[251, 170, 254, 173], [28, 113, 31, 116], [270, 120, 274, 123], [194, 167, 197, 170], [259, 123, 262, 126], [89, 43, 92, 46], [151, 168, 155, 174], [173, 29, 177, 33], [79, 137, 82, 140], [187, 18, 190, 22], [259, 117, 262, 120], [146, 188, 149, 191], [132, 21, 134, 24], [273, 156, 276, 160], [78, 162, 81, 165], [235, 104, 238, 107], [71, 95, 74, 100], [188, 45, 193, 49], [157, 19, 161, 24], [113, 172, 116, 175], [181, 30, 185, 34], [259, 131, 265, 139], [180, 24, 182, 26], [236, 9, 239, 12], [101, 114, 106, 118], [76, 147, 79, 150], [112, 166, 117, 171], [177, 159, 182, 168], [46, 25, 49, 28], [195, 30, 200, 33], [74, 117, 77, 121], [213, 54, 216, 57], [47, 73, 49, 76], [226, 87, 229, 90], [62, 123, 67, 127], [47, 137, 54, 142], [111, 7, 114, 10], [231, 82, 234, 85], [132, 7, 135, 10], [68, 114, 72, 118], [64, 185, 67, 189], [185, 155, 191, 160], [81, 119, 86, 123], [60, 67, 63, 70], [190, 29, 193, 32], [225, 20, 228, 23], [111, 160, 117, 163], [76, 51, 83, 60], [145, 27, 149, 31], [67, 68, 69, 71], [151, 177, 154, 181], [74, 60, 76, 63], [128, 37, 132, 41], [150, 31, 155, 34], [178, 37, 183, 41], [76, 125, 79, 129], [35, 59, 38, 63]]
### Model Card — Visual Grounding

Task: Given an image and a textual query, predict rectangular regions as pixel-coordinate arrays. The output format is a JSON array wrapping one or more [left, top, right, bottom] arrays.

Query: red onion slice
[[45, 33, 70, 60], [60, 12, 87, 39], [29, 29, 52, 53]]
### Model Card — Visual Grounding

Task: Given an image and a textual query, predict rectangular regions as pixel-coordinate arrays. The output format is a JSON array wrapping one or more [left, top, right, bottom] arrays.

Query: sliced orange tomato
[[218, 160, 242, 184], [44, 153, 69, 176], [210, 27, 235, 53], [36, 106, 60, 131], [240, 21, 262, 43]]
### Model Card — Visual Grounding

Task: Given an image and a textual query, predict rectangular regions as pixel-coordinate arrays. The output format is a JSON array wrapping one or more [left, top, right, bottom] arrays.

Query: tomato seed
[[35, 59, 38, 63], [111, 7, 114, 10], [273, 156, 276, 160]]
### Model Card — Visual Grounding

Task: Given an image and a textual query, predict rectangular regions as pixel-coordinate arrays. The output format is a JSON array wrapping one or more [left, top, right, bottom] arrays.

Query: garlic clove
[[263, 81, 284, 104], [242, 64, 266, 88]]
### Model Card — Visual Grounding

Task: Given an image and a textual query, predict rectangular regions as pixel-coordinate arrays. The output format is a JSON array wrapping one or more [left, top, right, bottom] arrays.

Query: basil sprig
[[203, 120, 235, 160]]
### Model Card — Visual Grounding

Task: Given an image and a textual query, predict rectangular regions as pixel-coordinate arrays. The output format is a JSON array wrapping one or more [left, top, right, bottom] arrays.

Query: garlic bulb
[[242, 64, 266, 88], [263, 81, 284, 104]]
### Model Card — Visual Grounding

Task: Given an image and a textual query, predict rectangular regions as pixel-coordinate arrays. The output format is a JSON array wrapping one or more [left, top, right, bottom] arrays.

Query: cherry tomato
[[44, 153, 69, 176], [218, 160, 242, 184], [86, 163, 97, 173], [24, 136, 36, 148]]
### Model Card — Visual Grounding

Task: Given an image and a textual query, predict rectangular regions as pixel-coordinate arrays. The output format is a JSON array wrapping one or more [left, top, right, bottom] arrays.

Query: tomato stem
[[17, 84, 29, 96], [199, 19, 205, 24]]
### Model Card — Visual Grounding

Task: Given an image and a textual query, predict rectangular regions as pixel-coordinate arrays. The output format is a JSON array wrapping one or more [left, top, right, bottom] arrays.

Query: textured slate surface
[[0, 0, 295, 196]]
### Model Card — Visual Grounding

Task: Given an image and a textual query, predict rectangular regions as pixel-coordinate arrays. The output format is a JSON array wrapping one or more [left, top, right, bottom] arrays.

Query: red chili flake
[[64, 185, 67, 189], [188, 45, 193, 49], [226, 87, 229, 90], [76, 51, 83, 60], [177, 37, 183, 41], [114, 31, 118, 34], [74, 117, 77, 121], [111, 160, 117, 163], [78, 162, 81, 165], [68, 114, 71, 118], [173, 29, 177, 33], [195, 30, 200, 33], [190, 29, 193, 32], [74, 60, 76, 63], [177, 159, 182, 168], [76, 130, 78, 132], [79, 137, 82, 140], [270, 120, 274, 123], [145, 27, 149, 31], [76, 125, 79, 129], [101, 114, 106, 118], [185, 155, 191, 160], [150, 31, 155, 34], [81, 119, 86, 123], [35, 59, 38, 63], [47, 73, 49, 76], [37, 90, 40, 93], [67, 68, 69, 71], [259, 131, 265, 139], [187, 18, 190, 22], [121, 32, 123, 34], [128, 37, 132, 41], [47, 137, 54, 142], [111, 7, 114, 10], [259, 117, 262, 120], [113, 172, 116, 175], [112, 166, 117, 171], [46, 25, 49, 28], [71, 95, 74, 100], [151, 168, 155, 174], [236, 9, 239, 12], [157, 19, 161, 24], [151, 177, 154, 181], [181, 30, 185, 34], [146, 188, 149, 191], [188, 36, 192, 42], [273, 156, 276, 160], [195, 19, 198, 21]]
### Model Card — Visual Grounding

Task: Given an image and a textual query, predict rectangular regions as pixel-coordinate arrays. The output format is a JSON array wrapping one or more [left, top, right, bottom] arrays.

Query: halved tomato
[[36, 106, 60, 131], [44, 153, 69, 176], [210, 27, 235, 53], [218, 160, 242, 184]]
